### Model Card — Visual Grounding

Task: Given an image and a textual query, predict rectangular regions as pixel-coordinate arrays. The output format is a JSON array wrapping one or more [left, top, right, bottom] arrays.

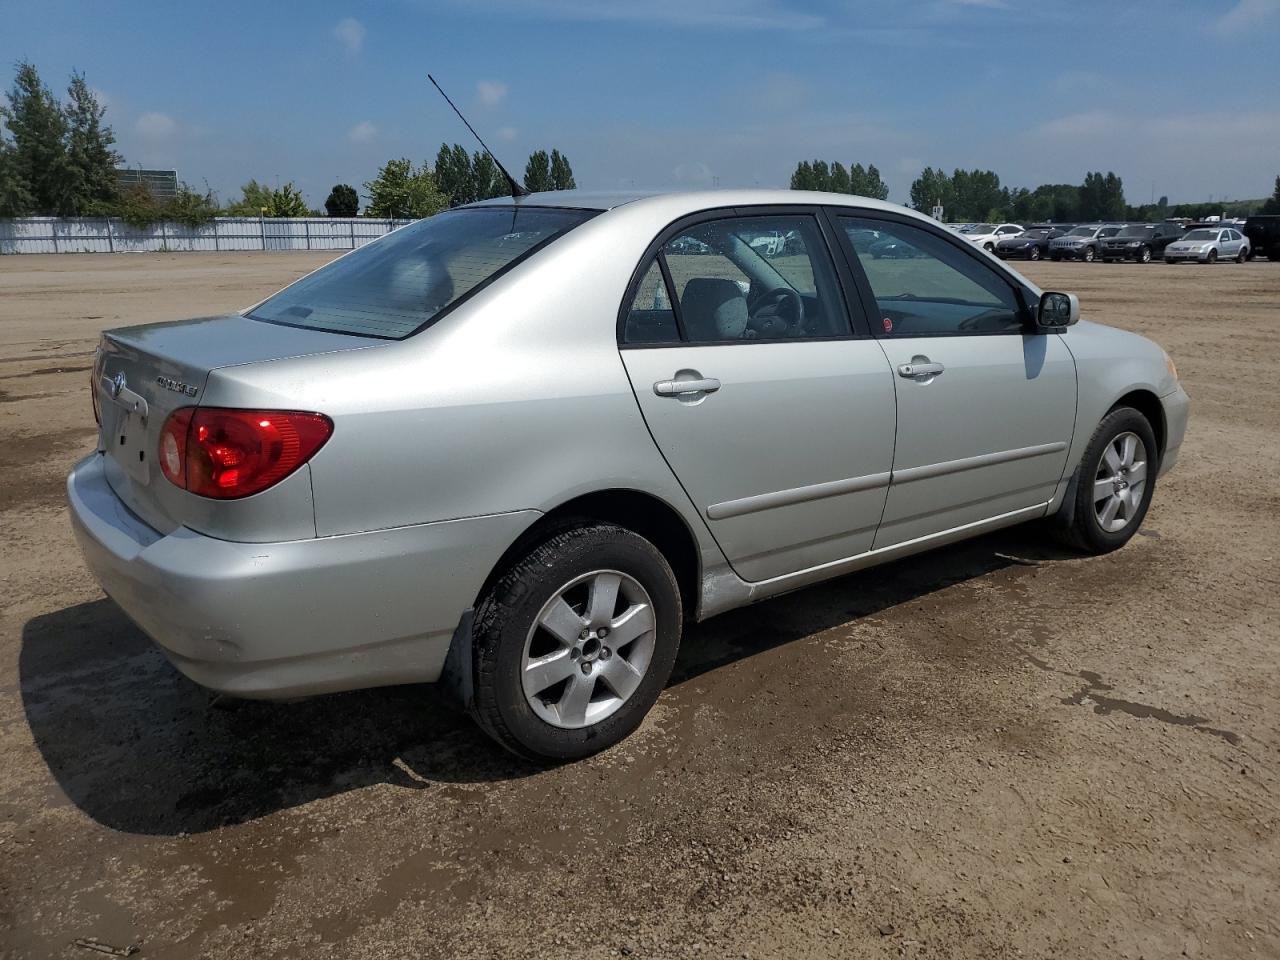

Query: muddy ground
[[1, 251, 1277, 959]]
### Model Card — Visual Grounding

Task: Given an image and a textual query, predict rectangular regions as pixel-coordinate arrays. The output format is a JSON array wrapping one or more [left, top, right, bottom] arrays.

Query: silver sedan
[[68, 189, 1189, 760], [1164, 227, 1250, 263]]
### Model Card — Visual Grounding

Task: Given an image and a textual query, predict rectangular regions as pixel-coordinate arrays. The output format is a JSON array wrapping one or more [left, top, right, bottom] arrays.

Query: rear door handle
[[654, 377, 721, 397], [897, 361, 944, 379]]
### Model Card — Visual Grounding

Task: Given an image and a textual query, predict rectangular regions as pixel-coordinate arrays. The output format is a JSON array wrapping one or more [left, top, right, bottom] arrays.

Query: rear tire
[[472, 523, 682, 761], [1052, 407, 1158, 555], [1236, 247, 1248, 263]]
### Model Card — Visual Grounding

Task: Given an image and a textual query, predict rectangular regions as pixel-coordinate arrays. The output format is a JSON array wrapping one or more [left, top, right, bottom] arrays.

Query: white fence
[[0, 217, 415, 255]]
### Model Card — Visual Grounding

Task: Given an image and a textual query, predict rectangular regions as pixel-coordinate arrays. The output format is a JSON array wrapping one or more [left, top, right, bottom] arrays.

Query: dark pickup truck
[[1243, 216, 1280, 261], [1100, 222, 1186, 263]]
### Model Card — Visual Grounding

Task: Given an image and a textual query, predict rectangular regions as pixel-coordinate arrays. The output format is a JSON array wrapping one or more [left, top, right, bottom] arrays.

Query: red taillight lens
[[157, 407, 332, 500]]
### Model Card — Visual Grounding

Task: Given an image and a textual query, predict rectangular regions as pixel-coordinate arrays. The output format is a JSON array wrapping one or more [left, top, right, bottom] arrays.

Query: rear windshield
[[248, 206, 595, 339]]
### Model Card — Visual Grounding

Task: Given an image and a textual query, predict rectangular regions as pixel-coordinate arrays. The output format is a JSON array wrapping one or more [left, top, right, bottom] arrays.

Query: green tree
[[829, 161, 850, 194], [164, 182, 218, 226], [64, 71, 119, 213], [324, 183, 359, 216], [549, 149, 576, 190], [471, 151, 508, 200], [2, 61, 78, 215], [524, 150, 552, 192], [849, 162, 889, 200], [224, 179, 274, 216], [1079, 171, 1125, 221], [434, 142, 476, 206], [363, 157, 446, 218], [810, 160, 830, 191], [1261, 176, 1280, 214], [0, 124, 33, 216], [950, 169, 1003, 221], [909, 166, 953, 216], [264, 182, 310, 217], [790, 160, 814, 190]]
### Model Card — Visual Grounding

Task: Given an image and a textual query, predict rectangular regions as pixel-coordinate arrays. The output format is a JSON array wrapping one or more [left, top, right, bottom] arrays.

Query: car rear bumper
[[67, 453, 537, 699], [1158, 385, 1190, 477]]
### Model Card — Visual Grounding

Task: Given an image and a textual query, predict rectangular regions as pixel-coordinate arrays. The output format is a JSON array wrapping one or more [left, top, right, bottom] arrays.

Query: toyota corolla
[[69, 189, 1189, 760]]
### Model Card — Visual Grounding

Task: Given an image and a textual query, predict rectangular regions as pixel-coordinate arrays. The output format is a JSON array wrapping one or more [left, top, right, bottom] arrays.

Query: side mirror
[[1037, 291, 1079, 330]]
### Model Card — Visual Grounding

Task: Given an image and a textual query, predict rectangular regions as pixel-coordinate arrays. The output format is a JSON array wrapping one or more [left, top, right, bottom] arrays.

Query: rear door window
[[248, 206, 595, 339]]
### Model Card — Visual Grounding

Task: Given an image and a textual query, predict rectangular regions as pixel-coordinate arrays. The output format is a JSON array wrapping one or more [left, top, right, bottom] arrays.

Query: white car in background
[[1164, 227, 1250, 264], [956, 223, 1026, 252]]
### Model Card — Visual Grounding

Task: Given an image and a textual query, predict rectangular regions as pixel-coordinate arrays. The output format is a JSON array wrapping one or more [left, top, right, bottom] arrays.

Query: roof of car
[[464, 188, 910, 216]]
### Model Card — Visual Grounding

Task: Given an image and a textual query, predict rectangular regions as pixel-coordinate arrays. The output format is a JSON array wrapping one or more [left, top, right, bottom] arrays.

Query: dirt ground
[[1, 251, 1277, 959]]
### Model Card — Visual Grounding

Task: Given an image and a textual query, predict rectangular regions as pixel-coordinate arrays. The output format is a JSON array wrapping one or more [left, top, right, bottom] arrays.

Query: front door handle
[[897, 360, 944, 379], [654, 377, 721, 397]]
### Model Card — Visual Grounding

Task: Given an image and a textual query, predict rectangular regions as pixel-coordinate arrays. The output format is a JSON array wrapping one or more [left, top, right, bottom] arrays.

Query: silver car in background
[[68, 189, 1189, 760], [1164, 226, 1250, 263]]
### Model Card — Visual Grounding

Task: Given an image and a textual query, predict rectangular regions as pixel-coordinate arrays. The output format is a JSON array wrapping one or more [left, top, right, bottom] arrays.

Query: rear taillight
[[158, 407, 333, 500]]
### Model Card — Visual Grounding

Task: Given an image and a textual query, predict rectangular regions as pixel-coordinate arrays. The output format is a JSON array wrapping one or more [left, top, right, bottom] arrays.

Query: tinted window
[[841, 217, 1024, 336], [657, 215, 849, 342], [249, 207, 594, 339], [623, 259, 679, 344]]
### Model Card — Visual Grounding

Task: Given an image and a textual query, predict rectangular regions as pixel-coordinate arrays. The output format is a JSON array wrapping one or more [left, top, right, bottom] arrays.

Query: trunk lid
[[95, 314, 378, 533]]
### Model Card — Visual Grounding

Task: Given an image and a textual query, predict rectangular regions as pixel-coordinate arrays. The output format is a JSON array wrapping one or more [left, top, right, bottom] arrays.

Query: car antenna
[[428, 74, 529, 200]]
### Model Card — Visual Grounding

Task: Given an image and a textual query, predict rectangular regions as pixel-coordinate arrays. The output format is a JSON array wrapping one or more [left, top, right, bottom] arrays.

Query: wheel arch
[[1110, 388, 1167, 457], [472, 488, 702, 620]]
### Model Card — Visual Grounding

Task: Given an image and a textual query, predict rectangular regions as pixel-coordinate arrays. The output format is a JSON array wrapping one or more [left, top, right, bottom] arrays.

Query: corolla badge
[[156, 375, 199, 398]]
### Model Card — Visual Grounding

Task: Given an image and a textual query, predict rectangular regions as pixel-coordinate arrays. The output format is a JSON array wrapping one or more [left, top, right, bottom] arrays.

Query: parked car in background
[[957, 222, 1026, 252], [1048, 224, 1124, 262], [67, 188, 1189, 761], [1243, 215, 1280, 261], [1100, 222, 1187, 263], [995, 225, 1072, 261], [1164, 227, 1250, 263]]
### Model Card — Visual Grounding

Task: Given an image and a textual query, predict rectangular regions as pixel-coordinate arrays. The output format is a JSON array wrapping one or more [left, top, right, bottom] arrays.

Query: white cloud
[[135, 112, 176, 140], [496, 126, 518, 141], [476, 80, 508, 107], [1030, 110, 1122, 140], [1213, 0, 1279, 35], [451, 0, 823, 31], [347, 120, 378, 143], [333, 17, 366, 55]]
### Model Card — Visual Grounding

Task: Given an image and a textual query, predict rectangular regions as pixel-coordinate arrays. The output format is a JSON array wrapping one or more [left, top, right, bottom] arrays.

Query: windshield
[[248, 206, 596, 339], [1019, 229, 1050, 239], [1183, 229, 1217, 241], [960, 223, 995, 234], [1066, 226, 1097, 237], [1115, 225, 1156, 238]]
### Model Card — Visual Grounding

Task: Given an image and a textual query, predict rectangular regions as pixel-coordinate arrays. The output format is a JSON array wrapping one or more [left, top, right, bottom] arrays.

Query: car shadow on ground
[[20, 525, 1075, 836]]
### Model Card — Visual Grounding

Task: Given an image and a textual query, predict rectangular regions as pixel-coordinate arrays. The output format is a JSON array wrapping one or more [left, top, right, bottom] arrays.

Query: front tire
[[1029, 246, 1041, 261], [1206, 250, 1218, 264], [1083, 246, 1096, 263], [1139, 245, 1152, 263], [472, 523, 682, 761], [1052, 407, 1158, 555]]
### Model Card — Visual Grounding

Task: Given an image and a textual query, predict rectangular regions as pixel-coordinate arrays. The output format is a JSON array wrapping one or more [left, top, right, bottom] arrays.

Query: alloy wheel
[[1093, 431, 1149, 533], [521, 569, 657, 729]]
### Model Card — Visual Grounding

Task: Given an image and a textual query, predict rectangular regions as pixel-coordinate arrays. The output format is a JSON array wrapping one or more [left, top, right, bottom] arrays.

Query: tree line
[[0, 61, 576, 225], [791, 158, 1280, 224]]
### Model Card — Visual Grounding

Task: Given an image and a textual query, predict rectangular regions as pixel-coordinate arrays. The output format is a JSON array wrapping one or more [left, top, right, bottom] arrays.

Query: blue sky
[[4, 0, 1279, 207]]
